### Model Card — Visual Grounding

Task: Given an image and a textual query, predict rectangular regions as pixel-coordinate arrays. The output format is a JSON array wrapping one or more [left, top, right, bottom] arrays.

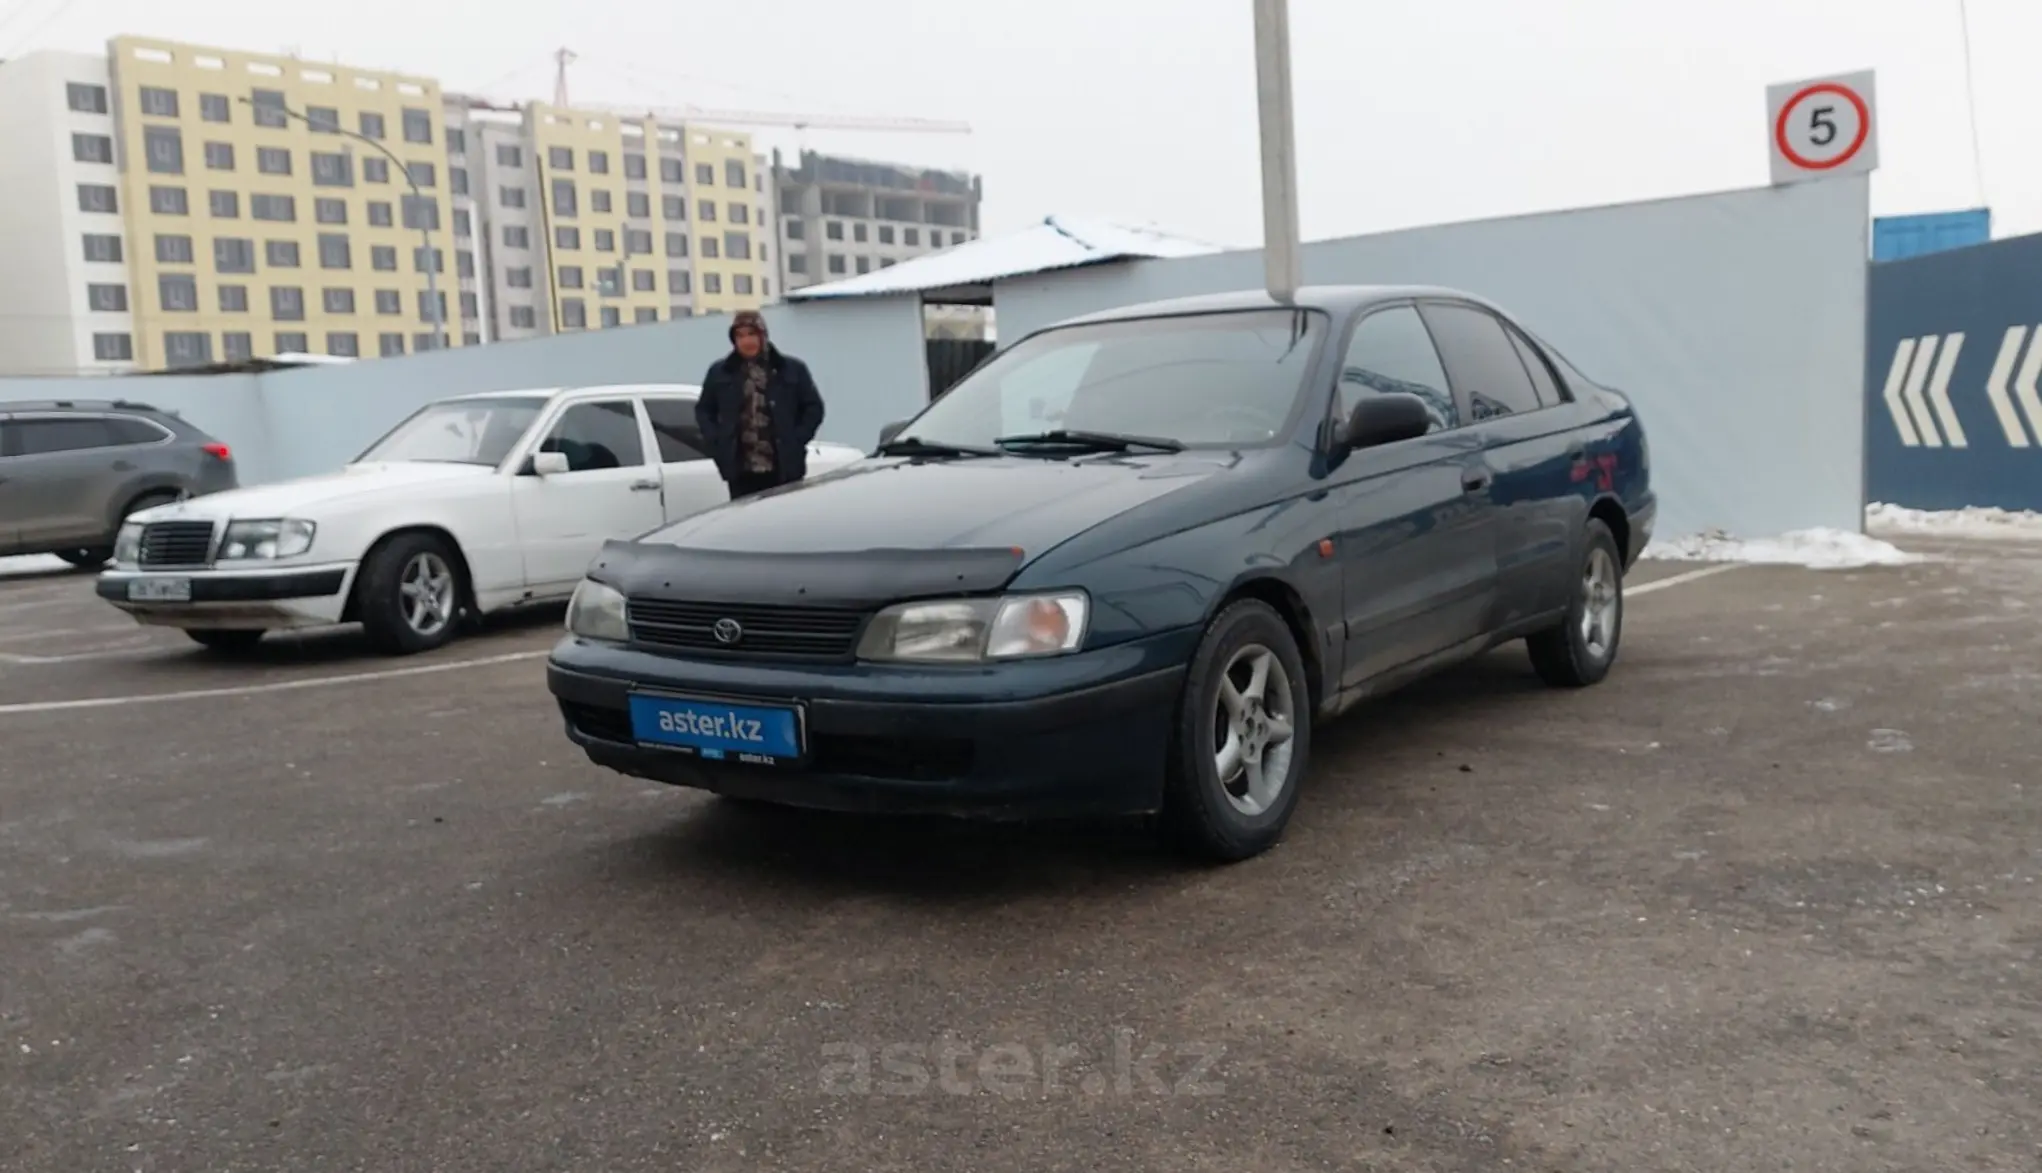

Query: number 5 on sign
[[1766, 69, 1879, 186]]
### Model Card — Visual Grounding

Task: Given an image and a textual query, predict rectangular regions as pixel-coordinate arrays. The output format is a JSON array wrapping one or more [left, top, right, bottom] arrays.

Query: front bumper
[[546, 629, 1198, 819], [95, 562, 356, 630]]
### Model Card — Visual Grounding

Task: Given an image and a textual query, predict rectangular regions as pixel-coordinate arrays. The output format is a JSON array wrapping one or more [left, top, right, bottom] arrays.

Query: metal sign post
[[1253, 0, 1302, 303]]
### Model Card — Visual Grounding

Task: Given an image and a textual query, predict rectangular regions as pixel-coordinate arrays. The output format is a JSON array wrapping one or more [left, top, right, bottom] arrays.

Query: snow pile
[[1643, 527, 1921, 569], [0, 554, 68, 577], [1866, 502, 2042, 537]]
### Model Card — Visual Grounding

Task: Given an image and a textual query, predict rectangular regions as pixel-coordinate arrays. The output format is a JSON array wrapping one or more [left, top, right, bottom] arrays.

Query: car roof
[[439, 382, 702, 404], [1048, 284, 1510, 328], [0, 398, 173, 415]]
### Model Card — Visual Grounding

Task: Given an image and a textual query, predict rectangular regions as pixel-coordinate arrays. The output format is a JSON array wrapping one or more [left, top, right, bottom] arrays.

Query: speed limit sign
[[1766, 70, 1879, 185]]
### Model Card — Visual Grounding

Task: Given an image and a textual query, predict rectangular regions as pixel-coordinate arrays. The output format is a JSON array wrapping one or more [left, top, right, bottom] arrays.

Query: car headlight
[[113, 521, 144, 565], [856, 591, 1089, 663], [565, 578, 629, 642], [218, 518, 315, 560]]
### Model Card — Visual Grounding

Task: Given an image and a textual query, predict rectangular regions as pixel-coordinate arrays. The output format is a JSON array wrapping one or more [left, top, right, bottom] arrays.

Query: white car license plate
[[128, 577, 192, 602]]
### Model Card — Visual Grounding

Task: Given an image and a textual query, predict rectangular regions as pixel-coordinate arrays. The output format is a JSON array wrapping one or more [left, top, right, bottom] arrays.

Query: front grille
[[138, 521, 216, 568], [627, 598, 869, 660]]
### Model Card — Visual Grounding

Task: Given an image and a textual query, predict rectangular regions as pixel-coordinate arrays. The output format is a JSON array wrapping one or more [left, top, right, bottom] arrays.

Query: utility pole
[[1252, 0, 1302, 303], [240, 95, 447, 349]]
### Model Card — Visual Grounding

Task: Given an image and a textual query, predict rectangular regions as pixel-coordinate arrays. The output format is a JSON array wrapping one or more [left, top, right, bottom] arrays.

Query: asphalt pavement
[[2, 544, 2038, 1172]]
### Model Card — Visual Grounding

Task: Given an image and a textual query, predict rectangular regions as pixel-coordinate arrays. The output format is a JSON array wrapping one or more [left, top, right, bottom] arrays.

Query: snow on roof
[[786, 214, 1225, 301]]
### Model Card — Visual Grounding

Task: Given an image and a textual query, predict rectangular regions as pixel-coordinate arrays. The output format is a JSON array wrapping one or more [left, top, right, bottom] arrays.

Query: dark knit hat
[[729, 310, 767, 341]]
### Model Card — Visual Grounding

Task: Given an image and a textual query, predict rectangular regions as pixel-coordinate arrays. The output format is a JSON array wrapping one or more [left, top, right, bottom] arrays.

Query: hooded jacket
[[695, 341, 826, 484]]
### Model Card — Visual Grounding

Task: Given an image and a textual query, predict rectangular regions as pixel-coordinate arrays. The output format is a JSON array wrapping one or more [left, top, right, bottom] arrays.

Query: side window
[[1504, 325, 1566, 408], [1337, 305, 1456, 432], [106, 415, 171, 445], [14, 417, 118, 455], [1416, 303, 1543, 422], [642, 397, 707, 462], [539, 401, 644, 471]]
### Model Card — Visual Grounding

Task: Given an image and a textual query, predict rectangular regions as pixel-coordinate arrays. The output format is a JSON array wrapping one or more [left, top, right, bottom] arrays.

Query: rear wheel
[[186, 629, 264, 654], [1526, 518, 1624, 688], [56, 548, 111, 569], [1159, 598, 1313, 863], [356, 533, 464, 656]]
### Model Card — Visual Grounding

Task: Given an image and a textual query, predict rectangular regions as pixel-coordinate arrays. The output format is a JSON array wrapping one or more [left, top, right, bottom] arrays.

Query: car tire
[[186, 629, 265, 654], [56, 547, 112, 569], [356, 532, 465, 656], [1526, 518, 1624, 688], [1159, 598, 1314, 864], [73, 491, 183, 571]]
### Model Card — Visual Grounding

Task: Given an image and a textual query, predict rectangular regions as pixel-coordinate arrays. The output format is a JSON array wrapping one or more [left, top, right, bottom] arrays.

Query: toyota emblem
[[711, 618, 744, 645]]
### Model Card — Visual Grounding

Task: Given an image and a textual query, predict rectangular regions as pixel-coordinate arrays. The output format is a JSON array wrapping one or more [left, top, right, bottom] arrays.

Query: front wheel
[[356, 533, 464, 656], [1159, 598, 1313, 863], [1526, 518, 1624, 688]]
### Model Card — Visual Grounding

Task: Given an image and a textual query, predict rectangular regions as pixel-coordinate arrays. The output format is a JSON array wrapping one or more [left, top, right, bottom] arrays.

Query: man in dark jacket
[[695, 310, 826, 500]]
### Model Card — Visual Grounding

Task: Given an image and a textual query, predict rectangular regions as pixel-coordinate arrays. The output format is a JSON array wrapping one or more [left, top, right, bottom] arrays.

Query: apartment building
[[774, 149, 981, 294], [452, 98, 778, 343], [0, 36, 960, 373]]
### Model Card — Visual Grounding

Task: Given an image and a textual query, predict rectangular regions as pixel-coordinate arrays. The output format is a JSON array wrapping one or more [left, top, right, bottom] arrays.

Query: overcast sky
[[12, 0, 2038, 248]]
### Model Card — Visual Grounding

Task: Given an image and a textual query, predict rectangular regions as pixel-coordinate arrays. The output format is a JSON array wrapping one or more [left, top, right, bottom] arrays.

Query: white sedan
[[94, 382, 867, 655]]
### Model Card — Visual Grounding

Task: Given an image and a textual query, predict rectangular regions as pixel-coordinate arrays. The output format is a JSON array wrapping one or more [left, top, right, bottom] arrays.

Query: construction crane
[[545, 46, 969, 137]]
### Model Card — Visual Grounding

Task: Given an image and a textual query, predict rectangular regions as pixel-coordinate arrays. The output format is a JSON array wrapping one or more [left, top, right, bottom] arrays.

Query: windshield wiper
[[994, 429, 1185, 453], [875, 436, 1002, 458]]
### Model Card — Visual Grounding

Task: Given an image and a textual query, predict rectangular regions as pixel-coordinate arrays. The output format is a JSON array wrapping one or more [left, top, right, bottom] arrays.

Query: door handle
[[629, 479, 660, 492], [1567, 445, 1588, 464], [1461, 469, 1491, 493]]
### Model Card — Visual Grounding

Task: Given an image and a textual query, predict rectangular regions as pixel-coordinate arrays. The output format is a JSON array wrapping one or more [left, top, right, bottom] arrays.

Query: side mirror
[[529, 450, 570, 476], [1341, 393, 1433, 451], [876, 419, 910, 447]]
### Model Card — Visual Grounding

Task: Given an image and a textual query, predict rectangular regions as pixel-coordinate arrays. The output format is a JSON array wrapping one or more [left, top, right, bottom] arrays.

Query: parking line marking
[[0, 649, 548, 716], [1628, 563, 1743, 596]]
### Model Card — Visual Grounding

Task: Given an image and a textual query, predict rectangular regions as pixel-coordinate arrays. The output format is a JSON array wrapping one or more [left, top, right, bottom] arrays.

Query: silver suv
[[0, 399, 239, 568]]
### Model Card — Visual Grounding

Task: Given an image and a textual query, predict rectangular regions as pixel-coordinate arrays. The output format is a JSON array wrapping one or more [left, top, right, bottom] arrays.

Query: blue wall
[[1865, 231, 2042, 511], [1872, 209, 1991, 262]]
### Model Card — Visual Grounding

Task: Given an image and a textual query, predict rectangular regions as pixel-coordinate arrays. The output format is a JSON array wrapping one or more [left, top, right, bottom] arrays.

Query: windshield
[[354, 397, 546, 466], [898, 308, 1328, 451]]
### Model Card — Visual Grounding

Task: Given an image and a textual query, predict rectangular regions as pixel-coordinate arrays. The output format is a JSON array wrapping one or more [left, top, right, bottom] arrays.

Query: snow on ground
[[1643, 527, 1921, 570], [0, 554, 70, 578], [1866, 502, 2042, 537]]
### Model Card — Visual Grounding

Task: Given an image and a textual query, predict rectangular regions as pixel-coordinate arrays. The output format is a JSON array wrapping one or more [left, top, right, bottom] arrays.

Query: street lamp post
[[238, 95, 446, 349], [1252, 0, 1302, 304]]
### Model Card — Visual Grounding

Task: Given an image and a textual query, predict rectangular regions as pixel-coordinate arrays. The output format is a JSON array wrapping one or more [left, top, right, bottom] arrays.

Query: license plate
[[128, 577, 192, 602], [627, 693, 804, 765]]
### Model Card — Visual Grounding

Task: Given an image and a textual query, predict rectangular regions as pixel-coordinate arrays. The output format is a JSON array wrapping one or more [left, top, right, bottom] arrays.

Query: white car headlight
[[856, 591, 1089, 663], [113, 521, 144, 565], [566, 578, 630, 642], [218, 518, 315, 560]]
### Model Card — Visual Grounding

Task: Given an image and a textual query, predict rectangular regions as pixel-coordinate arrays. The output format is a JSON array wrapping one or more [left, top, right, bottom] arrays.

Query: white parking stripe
[[0, 650, 548, 716], [1627, 563, 1742, 596], [0, 565, 1745, 718]]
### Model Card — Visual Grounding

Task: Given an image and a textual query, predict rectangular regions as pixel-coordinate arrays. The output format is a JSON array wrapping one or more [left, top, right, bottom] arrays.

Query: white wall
[[995, 177, 1870, 540], [0, 293, 927, 486], [0, 50, 136, 377]]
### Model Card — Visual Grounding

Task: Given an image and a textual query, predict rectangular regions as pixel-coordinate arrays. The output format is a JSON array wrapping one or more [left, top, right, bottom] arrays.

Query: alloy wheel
[[1212, 643, 1298, 817], [399, 551, 456, 636]]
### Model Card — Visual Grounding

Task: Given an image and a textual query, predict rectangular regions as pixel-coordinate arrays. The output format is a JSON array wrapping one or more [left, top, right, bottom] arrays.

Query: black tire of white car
[[1526, 518, 1624, 688], [1160, 598, 1313, 864], [356, 532, 464, 656]]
